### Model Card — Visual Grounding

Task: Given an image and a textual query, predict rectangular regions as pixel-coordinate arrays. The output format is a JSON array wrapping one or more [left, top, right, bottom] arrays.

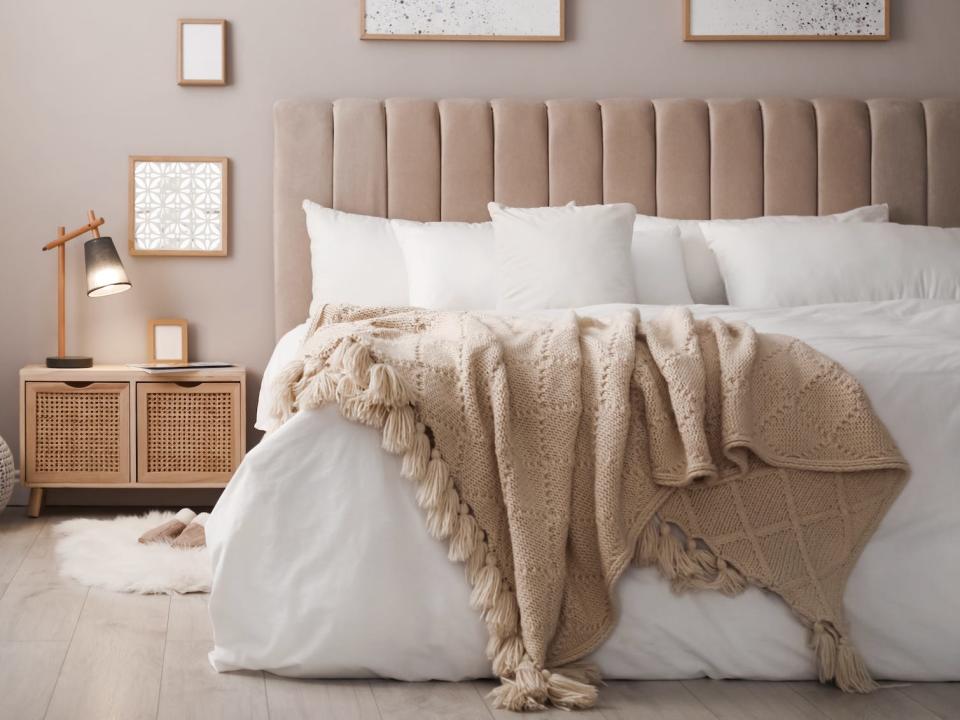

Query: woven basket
[[0, 435, 14, 512]]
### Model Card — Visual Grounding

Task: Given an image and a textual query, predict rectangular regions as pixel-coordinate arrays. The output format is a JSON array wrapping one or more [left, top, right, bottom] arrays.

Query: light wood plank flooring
[[1, 508, 956, 720]]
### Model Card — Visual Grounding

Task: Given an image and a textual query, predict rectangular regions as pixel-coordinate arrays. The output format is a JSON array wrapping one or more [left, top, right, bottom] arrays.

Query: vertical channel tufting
[[654, 99, 710, 220], [815, 99, 872, 216], [761, 99, 818, 216], [708, 99, 763, 219], [492, 99, 549, 208], [547, 100, 603, 206], [273, 99, 333, 338], [439, 99, 494, 222], [333, 98, 387, 217], [386, 99, 441, 221], [923, 99, 960, 228], [599, 99, 656, 214], [869, 99, 927, 225]]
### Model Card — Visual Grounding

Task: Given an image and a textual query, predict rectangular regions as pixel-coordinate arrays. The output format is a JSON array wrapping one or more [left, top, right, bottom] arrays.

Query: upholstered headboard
[[274, 97, 960, 337]]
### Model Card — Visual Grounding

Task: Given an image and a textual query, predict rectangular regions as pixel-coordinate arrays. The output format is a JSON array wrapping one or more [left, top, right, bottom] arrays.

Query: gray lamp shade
[[84, 236, 132, 297]]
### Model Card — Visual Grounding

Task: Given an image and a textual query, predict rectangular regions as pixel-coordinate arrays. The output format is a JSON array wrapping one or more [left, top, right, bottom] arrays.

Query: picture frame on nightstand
[[148, 319, 189, 364]]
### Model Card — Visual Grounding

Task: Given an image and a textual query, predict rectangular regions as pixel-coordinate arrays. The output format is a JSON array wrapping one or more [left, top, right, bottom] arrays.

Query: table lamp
[[42, 210, 132, 368]]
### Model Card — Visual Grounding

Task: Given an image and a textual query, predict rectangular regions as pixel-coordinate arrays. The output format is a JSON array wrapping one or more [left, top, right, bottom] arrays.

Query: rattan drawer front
[[25, 382, 131, 484], [137, 382, 241, 483]]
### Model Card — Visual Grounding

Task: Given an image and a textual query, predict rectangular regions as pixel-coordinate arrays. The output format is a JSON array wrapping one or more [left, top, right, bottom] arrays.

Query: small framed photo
[[148, 319, 189, 364], [178, 19, 227, 85]]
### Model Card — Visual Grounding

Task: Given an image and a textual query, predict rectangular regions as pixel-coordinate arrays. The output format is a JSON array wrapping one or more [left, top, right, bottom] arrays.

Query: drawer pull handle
[[65, 381, 93, 389], [173, 382, 202, 389]]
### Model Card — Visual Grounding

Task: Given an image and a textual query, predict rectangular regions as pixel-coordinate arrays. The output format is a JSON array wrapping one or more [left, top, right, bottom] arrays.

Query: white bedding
[[209, 300, 960, 682]]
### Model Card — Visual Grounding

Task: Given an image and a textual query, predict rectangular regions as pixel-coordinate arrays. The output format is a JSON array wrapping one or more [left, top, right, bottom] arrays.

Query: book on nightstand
[[127, 361, 236, 374]]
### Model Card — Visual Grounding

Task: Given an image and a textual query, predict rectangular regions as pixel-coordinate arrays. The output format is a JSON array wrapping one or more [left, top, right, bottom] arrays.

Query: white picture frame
[[178, 19, 227, 85]]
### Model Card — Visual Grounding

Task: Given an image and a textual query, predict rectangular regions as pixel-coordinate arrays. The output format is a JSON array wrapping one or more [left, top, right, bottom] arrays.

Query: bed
[[207, 97, 960, 686]]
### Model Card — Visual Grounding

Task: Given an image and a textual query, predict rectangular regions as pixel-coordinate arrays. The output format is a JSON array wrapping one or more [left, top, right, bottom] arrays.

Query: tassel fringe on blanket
[[274, 337, 601, 710], [272, 306, 905, 710]]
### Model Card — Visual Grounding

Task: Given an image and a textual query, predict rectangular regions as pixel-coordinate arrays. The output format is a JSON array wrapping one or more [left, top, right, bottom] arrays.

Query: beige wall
[[2, 0, 960, 503]]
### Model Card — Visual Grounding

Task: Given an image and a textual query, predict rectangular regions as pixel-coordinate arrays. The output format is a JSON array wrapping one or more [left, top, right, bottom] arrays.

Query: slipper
[[138, 508, 196, 544], [172, 512, 210, 549]]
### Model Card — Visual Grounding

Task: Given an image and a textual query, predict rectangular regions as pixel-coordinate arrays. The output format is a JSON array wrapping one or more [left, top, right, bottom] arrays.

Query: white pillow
[[489, 202, 638, 311], [393, 220, 496, 310], [702, 222, 960, 308], [631, 226, 694, 305], [634, 204, 890, 305], [303, 200, 408, 314]]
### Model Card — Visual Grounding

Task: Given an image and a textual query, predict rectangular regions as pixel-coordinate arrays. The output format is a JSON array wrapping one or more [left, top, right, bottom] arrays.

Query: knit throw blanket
[[271, 304, 907, 712]]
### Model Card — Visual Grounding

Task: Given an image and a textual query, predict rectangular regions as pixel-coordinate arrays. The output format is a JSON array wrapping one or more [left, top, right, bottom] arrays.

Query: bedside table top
[[21, 364, 246, 382]]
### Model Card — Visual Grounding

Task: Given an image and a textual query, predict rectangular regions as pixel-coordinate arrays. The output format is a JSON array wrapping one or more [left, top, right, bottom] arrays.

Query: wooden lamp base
[[46, 355, 93, 369]]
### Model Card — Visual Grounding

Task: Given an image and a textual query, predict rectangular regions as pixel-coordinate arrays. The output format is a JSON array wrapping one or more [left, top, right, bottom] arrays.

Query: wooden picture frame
[[148, 319, 189, 364], [177, 19, 227, 85], [360, 0, 565, 42], [129, 156, 229, 257], [683, 0, 890, 41]]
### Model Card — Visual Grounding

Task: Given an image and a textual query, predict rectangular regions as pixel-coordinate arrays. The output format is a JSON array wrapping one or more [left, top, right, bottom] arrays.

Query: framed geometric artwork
[[684, 0, 890, 41], [128, 156, 229, 257], [361, 0, 565, 42]]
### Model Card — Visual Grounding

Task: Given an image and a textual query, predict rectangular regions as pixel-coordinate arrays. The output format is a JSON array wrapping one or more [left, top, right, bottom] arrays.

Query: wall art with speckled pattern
[[685, 0, 889, 41], [361, 0, 564, 41]]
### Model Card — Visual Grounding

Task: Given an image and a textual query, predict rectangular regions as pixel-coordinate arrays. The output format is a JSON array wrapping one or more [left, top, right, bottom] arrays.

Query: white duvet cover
[[208, 300, 960, 682]]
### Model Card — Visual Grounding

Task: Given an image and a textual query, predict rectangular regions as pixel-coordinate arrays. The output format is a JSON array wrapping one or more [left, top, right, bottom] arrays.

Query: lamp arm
[[44, 210, 107, 362], [42, 217, 105, 251]]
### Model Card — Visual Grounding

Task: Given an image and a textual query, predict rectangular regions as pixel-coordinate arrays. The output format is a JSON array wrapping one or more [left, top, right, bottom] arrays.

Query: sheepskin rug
[[54, 511, 211, 594]]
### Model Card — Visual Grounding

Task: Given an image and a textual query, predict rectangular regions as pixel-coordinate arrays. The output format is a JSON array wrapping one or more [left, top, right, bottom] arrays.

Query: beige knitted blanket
[[272, 304, 907, 711]]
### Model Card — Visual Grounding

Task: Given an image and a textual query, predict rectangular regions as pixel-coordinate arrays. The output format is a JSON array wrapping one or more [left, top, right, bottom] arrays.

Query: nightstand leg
[[27, 488, 44, 518]]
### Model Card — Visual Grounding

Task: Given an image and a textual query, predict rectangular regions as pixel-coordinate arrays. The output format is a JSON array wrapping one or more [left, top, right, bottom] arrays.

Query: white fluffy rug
[[54, 511, 211, 594]]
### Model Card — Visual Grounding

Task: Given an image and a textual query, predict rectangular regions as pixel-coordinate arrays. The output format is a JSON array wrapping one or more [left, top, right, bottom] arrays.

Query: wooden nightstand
[[19, 364, 246, 517]]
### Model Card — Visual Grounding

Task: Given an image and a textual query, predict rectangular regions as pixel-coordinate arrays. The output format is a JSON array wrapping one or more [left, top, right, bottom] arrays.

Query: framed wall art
[[128, 156, 229, 257], [361, 0, 565, 41], [684, 0, 890, 41], [178, 19, 227, 85]]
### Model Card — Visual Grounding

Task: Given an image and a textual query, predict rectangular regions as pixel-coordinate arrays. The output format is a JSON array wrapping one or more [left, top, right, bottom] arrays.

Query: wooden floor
[[1, 509, 957, 720]]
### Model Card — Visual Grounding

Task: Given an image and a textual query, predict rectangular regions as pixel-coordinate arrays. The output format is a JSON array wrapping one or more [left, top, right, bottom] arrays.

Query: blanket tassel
[[634, 519, 747, 597], [488, 656, 599, 712], [811, 621, 878, 693], [289, 338, 603, 711]]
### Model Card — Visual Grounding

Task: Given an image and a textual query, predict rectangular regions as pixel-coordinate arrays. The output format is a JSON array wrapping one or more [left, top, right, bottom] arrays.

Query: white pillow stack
[[304, 200, 698, 313], [302, 199, 910, 314]]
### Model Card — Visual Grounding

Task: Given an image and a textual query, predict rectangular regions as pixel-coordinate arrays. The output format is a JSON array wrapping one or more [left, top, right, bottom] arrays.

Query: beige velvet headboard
[[274, 97, 960, 337]]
